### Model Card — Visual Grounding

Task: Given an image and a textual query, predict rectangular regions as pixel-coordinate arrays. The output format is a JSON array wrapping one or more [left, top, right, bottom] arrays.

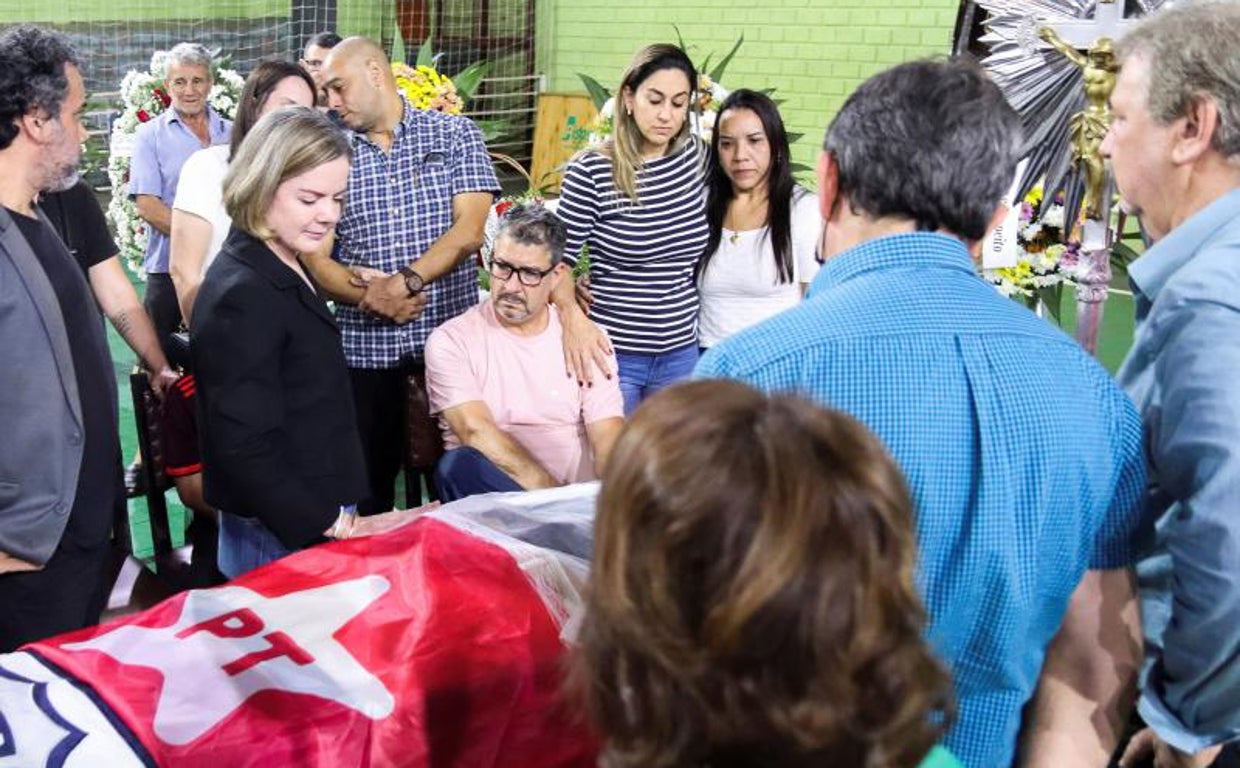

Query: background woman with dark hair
[[553, 43, 709, 414], [575, 379, 958, 768], [697, 89, 821, 349], [170, 60, 316, 321]]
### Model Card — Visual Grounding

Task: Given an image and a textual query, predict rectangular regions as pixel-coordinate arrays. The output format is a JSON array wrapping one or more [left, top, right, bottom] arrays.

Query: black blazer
[[191, 227, 367, 549]]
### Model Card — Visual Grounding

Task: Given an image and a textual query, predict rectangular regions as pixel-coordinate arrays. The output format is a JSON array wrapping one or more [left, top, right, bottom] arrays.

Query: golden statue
[[1039, 26, 1119, 220]]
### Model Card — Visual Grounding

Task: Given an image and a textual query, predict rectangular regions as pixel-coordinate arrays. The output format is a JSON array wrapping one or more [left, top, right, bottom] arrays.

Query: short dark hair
[[305, 31, 342, 51], [230, 60, 317, 160], [0, 26, 79, 152], [824, 57, 1022, 241], [576, 379, 953, 768], [496, 202, 569, 266]]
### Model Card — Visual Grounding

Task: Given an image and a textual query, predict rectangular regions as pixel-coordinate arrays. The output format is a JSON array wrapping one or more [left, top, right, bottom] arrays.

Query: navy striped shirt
[[556, 140, 708, 354]]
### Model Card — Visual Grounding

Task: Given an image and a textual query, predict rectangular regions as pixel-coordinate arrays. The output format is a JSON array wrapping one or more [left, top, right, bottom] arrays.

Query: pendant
[[728, 230, 739, 245]]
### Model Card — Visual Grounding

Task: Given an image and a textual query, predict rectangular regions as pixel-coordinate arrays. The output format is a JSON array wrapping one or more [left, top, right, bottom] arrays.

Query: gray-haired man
[[129, 42, 231, 365], [425, 203, 623, 502], [697, 58, 1148, 768], [1106, 3, 1240, 767]]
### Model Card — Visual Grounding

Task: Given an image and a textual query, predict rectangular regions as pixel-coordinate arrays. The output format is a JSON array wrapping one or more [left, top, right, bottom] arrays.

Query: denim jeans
[[434, 446, 523, 503], [614, 344, 700, 415], [218, 512, 293, 580]]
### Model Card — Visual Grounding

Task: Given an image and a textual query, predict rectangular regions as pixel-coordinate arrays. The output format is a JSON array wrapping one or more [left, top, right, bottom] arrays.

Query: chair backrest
[[405, 370, 444, 471], [129, 371, 175, 557]]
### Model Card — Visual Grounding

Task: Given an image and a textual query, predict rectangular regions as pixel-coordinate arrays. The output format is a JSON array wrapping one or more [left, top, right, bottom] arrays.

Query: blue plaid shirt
[[697, 232, 1146, 768], [333, 101, 499, 368]]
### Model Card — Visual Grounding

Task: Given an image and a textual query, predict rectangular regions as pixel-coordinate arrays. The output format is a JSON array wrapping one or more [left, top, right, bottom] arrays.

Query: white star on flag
[[61, 575, 395, 745]]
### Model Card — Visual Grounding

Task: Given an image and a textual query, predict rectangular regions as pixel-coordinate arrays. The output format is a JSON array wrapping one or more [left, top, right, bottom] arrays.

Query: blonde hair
[[223, 106, 351, 240], [602, 43, 699, 202]]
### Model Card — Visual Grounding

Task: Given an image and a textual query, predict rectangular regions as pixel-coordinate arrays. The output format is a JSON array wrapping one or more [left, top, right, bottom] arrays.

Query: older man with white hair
[[1105, 3, 1240, 767], [129, 42, 232, 366]]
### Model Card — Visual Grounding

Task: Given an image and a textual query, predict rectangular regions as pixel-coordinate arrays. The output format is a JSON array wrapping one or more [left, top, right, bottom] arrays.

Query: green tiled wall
[[536, 0, 961, 176]]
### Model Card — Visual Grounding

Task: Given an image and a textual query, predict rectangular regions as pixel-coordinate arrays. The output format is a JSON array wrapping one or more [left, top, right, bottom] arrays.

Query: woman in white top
[[170, 60, 316, 320], [697, 89, 822, 349]]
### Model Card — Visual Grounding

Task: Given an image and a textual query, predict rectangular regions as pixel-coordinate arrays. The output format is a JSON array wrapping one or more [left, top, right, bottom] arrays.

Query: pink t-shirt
[[425, 301, 624, 484]]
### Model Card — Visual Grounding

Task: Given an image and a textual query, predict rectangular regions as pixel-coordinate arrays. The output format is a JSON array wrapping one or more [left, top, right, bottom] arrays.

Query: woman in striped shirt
[[553, 44, 709, 414]]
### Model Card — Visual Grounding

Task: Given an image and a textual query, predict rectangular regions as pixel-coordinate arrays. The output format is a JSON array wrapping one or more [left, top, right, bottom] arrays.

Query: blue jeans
[[614, 344, 700, 415], [434, 446, 522, 503], [218, 512, 293, 580]]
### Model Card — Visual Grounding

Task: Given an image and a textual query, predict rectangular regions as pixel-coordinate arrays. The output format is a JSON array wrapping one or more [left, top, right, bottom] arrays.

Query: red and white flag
[[5, 486, 601, 768]]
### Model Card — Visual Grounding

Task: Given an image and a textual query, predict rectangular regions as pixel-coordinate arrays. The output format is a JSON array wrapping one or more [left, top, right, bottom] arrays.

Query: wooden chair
[[129, 371, 177, 558], [404, 369, 444, 508], [106, 372, 206, 617]]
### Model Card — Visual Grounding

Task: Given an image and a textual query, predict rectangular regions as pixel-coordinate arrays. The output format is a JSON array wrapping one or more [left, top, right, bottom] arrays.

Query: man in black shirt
[[0, 26, 121, 649]]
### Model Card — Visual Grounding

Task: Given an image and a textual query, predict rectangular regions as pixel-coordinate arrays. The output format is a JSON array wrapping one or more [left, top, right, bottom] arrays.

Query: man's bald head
[[327, 37, 388, 71], [321, 36, 399, 132]]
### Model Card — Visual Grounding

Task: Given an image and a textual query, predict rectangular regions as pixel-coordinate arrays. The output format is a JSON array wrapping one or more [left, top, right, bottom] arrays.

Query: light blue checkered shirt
[[697, 232, 1146, 768], [333, 101, 500, 368]]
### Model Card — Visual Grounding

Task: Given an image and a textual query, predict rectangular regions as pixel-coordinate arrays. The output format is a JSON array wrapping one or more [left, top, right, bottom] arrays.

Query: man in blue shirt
[[129, 42, 231, 364], [1105, 5, 1240, 768], [697, 59, 1147, 768]]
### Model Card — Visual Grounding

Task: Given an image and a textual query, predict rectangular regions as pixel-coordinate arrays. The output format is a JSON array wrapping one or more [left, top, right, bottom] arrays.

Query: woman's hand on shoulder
[[560, 304, 614, 386]]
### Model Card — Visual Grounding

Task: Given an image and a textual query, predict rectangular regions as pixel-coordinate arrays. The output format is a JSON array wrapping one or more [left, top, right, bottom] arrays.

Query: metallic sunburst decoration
[[974, 0, 1172, 229]]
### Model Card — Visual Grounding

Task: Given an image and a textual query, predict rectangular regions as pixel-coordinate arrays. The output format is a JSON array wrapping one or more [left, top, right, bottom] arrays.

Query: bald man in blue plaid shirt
[[698, 60, 1148, 768], [308, 37, 500, 515]]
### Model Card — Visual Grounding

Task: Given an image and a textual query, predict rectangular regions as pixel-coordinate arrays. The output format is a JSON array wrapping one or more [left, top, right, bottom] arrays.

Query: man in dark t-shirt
[[0, 26, 121, 648]]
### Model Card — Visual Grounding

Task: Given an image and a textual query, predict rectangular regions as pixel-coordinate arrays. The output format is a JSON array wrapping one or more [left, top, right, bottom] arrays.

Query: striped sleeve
[[557, 154, 601, 267], [549, 143, 708, 354]]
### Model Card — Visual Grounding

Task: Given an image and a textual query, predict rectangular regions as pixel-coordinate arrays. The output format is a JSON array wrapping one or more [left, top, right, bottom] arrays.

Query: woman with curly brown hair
[[574, 379, 959, 768]]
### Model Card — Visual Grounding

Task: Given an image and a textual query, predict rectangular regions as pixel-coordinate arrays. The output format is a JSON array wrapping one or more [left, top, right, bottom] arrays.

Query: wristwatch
[[397, 266, 424, 296]]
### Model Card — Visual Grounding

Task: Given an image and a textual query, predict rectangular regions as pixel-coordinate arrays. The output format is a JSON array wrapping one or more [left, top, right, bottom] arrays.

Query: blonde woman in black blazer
[[192, 107, 414, 578]]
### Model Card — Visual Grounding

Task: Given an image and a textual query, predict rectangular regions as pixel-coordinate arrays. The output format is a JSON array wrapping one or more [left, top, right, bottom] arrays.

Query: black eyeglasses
[[488, 257, 555, 287]]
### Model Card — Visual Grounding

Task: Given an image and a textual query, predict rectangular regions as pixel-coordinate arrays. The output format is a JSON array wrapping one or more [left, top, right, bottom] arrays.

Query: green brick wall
[[537, 0, 961, 179]]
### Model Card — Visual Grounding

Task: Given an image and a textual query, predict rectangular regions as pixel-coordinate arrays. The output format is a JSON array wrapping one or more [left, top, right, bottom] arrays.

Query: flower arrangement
[[108, 51, 243, 277], [392, 63, 464, 114], [983, 184, 1085, 320]]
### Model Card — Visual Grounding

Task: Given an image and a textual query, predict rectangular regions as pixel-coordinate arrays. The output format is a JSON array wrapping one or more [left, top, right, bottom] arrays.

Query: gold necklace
[[725, 197, 768, 246]]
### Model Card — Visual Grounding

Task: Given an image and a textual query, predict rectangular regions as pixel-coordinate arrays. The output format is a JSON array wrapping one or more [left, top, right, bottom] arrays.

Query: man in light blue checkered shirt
[[311, 37, 499, 515], [697, 59, 1148, 768]]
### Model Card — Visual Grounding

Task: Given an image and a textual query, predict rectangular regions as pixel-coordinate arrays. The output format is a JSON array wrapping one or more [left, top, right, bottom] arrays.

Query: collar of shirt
[[162, 105, 227, 133], [1128, 187, 1240, 306], [350, 96, 426, 150], [808, 231, 976, 298]]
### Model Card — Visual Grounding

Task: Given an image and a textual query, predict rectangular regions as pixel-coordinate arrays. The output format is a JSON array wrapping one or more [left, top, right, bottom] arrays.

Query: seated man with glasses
[[425, 203, 624, 502]]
